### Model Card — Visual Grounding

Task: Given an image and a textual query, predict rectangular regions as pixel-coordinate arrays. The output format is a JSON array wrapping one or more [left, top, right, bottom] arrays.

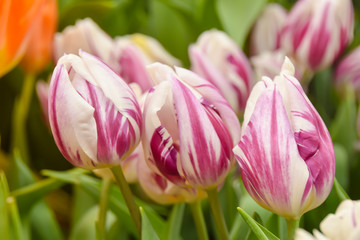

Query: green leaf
[[7, 196, 23, 240], [237, 207, 268, 240], [237, 206, 281, 240], [30, 201, 64, 240], [8, 153, 64, 239], [333, 144, 349, 189], [216, 0, 267, 46], [0, 171, 10, 240], [165, 203, 185, 240], [43, 169, 167, 237], [334, 178, 350, 202], [11, 178, 64, 214], [140, 207, 160, 240]]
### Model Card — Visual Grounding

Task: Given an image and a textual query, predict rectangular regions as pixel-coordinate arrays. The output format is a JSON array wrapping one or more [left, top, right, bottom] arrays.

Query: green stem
[[206, 188, 229, 240], [189, 201, 209, 240], [110, 165, 141, 238], [96, 177, 112, 240], [286, 218, 300, 240], [11, 73, 35, 164], [7, 197, 23, 240]]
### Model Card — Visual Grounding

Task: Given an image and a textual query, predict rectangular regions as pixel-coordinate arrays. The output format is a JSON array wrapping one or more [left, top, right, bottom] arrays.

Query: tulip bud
[[334, 46, 360, 95], [233, 58, 335, 219], [295, 200, 360, 240], [250, 3, 287, 56], [48, 50, 142, 169], [281, 0, 354, 71], [143, 63, 241, 189], [189, 29, 253, 114], [21, 0, 57, 73], [53, 18, 113, 63], [0, 0, 42, 76]]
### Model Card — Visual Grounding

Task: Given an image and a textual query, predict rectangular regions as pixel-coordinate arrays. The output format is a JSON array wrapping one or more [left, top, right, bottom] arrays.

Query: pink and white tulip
[[250, 3, 287, 56], [189, 30, 253, 114], [143, 63, 241, 189], [48, 50, 142, 169], [53, 18, 114, 63], [295, 200, 360, 240], [335, 46, 360, 95], [281, 0, 354, 71], [233, 58, 335, 219]]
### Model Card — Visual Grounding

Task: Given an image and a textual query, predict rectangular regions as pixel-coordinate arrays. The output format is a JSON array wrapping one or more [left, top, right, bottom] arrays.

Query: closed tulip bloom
[[281, 0, 354, 71], [295, 200, 360, 240], [0, 0, 42, 76], [335, 46, 360, 94], [189, 30, 253, 114], [233, 58, 335, 219], [21, 0, 57, 73], [143, 63, 240, 189], [53, 18, 113, 63], [250, 3, 287, 56], [48, 50, 142, 169]]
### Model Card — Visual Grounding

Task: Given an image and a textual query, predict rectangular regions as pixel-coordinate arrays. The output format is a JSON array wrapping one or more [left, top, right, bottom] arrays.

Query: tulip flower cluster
[[250, 0, 354, 81], [2, 0, 358, 239]]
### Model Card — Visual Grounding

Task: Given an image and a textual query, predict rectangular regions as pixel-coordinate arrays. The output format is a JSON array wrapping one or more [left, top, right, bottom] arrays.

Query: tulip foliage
[[0, 0, 360, 240]]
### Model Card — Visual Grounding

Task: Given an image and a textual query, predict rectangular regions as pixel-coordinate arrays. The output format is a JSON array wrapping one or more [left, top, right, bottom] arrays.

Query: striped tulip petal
[[49, 51, 142, 169]]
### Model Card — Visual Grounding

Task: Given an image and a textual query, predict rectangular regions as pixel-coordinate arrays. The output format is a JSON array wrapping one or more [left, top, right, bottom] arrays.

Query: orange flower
[[0, 0, 42, 77], [21, 0, 57, 73]]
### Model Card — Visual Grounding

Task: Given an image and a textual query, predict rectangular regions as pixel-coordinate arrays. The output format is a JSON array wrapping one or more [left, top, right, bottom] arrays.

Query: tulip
[[48, 50, 142, 169], [109, 34, 181, 92], [233, 58, 335, 219], [281, 0, 354, 72], [21, 0, 57, 73], [334, 46, 360, 95], [0, 0, 42, 77], [53, 18, 114, 63], [295, 200, 360, 240], [143, 63, 240, 189], [189, 29, 253, 114], [250, 3, 287, 56]]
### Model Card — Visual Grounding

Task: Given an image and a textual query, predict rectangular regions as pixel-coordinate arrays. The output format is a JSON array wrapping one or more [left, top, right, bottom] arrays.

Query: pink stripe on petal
[[150, 126, 184, 185], [118, 45, 153, 92], [308, 3, 331, 69], [175, 67, 241, 144], [171, 76, 232, 188]]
